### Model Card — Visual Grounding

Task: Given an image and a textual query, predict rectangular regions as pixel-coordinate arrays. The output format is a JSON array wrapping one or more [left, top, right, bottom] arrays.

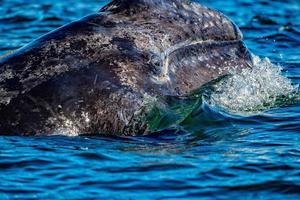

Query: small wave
[[251, 15, 278, 25], [208, 55, 299, 115], [0, 15, 36, 24], [42, 16, 63, 22], [261, 33, 300, 43]]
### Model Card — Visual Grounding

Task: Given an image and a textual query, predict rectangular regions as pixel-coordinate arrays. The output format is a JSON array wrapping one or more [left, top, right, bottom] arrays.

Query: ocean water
[[1, 0, 300, 199]]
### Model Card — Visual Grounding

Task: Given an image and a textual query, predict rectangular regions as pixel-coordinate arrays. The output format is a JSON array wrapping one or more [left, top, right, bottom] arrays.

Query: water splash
[[208, 55, 299, 114]]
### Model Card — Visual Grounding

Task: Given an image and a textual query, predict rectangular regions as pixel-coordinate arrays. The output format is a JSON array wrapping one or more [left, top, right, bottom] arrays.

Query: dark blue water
[[1, 0, 300, 199]]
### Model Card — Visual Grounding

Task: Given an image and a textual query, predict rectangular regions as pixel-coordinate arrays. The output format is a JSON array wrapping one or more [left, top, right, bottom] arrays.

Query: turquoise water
[[1, 0, 300, 199]]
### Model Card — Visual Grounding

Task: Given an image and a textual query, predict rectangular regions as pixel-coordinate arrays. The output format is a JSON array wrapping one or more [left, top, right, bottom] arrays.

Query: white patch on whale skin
[[0, 67, 19, 105], [198, 56, 205, 62], [46, 110, 92, 136], [81, 112, 91, 124], [49, 116, 80, 136], [203, 12, 210, 18], [118, 109, 130, 125], [203, 23, 209, 29]]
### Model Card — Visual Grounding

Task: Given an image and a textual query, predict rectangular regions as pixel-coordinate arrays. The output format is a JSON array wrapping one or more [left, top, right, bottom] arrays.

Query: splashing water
[[144, 55, 300, 132], [208, 55, 299, 114]]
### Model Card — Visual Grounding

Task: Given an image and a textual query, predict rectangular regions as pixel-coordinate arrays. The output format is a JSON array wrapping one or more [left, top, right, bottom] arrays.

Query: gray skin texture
[[0, 0, 252, 136]]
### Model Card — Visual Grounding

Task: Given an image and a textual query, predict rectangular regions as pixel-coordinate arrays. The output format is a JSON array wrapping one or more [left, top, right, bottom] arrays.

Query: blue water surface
[[1, 0, 300, 199]]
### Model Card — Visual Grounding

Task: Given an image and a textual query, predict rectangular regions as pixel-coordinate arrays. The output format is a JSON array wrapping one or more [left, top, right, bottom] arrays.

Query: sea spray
[[209, 55, 299, 114], [143, 55, 299, 134]]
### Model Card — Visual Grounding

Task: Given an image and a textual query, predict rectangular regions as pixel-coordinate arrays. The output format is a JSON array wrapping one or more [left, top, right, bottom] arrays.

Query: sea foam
[[208, 55, 299, 114]]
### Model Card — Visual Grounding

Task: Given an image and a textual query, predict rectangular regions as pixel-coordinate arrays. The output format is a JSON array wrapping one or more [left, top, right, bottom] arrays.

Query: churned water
[[1, 0, 300, 199]]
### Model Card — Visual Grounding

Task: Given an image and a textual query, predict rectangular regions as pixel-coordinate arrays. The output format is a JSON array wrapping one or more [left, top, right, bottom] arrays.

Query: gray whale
[[0, 0, 252, 136]]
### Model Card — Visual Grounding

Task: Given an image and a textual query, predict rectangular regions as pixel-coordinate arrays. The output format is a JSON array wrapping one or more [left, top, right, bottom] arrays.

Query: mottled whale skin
[[0, 0, 252, 136]]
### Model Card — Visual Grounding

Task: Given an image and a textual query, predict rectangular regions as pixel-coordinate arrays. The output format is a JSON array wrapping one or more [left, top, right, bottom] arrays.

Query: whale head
[[97, 0, 252, 96], [0, 0, 252, 135]]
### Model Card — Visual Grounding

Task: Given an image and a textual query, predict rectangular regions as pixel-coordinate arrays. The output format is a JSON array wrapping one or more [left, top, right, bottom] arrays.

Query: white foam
[[208, 55, 299, 115]]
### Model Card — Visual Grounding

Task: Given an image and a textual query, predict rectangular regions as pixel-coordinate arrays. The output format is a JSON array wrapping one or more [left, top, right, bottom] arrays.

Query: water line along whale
[[0, 0, 252, 136]]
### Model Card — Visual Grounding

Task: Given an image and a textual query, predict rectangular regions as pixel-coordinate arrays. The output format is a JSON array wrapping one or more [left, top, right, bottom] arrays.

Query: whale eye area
[[148, 52, 162, 75]]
